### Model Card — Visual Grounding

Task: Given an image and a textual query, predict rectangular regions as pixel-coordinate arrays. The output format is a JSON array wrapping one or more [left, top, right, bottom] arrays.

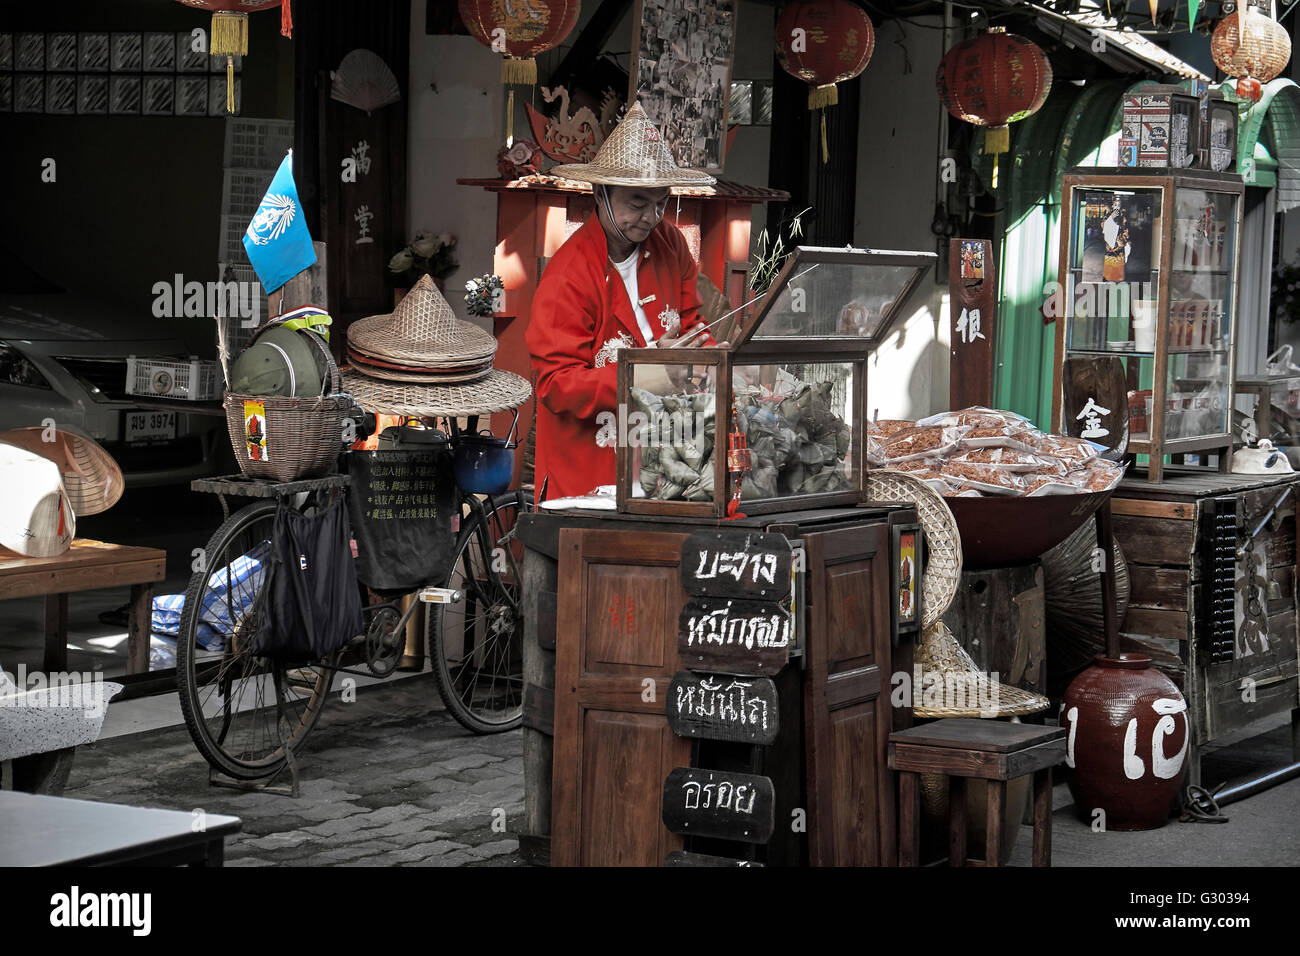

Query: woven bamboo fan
[[1041, 515, 1131, 696], [867, 470, 962, 628]]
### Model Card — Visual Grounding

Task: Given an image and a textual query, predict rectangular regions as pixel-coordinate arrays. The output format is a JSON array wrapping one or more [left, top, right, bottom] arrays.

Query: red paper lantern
[[775, 0, 875, 163], [459, 0, 581, 86], [1211, 7, 1291, 104], [936, 28, 1052, 159], [175, 1, 291, 113], [459, 0, 581, 148]]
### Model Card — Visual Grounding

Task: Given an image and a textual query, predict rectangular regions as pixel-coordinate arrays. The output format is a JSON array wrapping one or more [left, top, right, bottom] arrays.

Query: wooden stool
[[888, 718, 1066, 867]]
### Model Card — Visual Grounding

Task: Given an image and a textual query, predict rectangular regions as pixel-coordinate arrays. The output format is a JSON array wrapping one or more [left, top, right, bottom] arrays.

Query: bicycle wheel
[[176, 499, 337, 780], [427, 491, 530, 734]]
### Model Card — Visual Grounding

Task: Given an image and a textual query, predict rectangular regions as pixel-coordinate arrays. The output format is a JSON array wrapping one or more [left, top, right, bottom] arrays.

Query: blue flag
[[243, 150, 317, 295]]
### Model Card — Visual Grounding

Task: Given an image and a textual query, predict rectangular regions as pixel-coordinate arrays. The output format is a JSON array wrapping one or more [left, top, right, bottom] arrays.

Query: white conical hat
[[0, 444, 75, 557], [550, 102, 716, 187]]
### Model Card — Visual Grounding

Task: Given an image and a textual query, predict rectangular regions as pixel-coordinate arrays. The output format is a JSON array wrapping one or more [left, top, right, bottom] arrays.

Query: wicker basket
[[223, 332, 354, 482]]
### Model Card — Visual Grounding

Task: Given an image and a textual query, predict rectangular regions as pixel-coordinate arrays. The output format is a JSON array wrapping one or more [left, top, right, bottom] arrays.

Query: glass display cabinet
[[615, 246, 936, 516], [1052, 168, 1244, 483]]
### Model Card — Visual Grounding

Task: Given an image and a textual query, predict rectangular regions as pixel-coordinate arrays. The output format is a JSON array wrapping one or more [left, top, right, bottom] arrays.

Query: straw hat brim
[[913, 622, 1050, 719], [0, 427, 123, 517], [348, 319, 497, 365], [549, 162, 716, 187], [346, 344, 495, 372], [345, 359, 492, 385], [342, 368, 531, 418]]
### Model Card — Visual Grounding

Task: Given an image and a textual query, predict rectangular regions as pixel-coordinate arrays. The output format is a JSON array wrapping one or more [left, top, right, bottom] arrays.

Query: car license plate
[[124, 410, 176, 444]]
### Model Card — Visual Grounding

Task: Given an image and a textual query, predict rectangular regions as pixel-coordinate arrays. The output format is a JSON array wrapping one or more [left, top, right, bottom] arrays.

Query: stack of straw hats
[[342, 275, 530, 418]]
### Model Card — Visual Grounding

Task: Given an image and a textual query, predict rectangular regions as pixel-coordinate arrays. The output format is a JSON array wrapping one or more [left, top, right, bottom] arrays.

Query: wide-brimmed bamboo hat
[[347, 275, 497, 368], [912, 621, 1051, 718], [551, 102, 716, 188], [0, 426, 123, 517]]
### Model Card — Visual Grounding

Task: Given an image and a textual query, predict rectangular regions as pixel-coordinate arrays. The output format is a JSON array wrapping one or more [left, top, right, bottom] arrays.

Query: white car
[[1, 260, 227, 487]]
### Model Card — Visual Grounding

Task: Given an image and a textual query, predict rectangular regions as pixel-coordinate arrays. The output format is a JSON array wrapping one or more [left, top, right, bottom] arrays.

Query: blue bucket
[[453, 433, 514, 495]]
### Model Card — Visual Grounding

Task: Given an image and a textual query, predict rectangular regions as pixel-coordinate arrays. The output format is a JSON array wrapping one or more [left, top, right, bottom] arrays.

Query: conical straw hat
[[551, 102, 717, 187], [912, 621, 1050, 719], [0, 426, 123, 517], [347, 275, 497, 365]]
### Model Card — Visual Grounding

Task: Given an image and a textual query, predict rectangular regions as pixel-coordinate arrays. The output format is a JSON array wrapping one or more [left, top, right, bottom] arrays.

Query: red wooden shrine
[[458, 174, 788, 486]]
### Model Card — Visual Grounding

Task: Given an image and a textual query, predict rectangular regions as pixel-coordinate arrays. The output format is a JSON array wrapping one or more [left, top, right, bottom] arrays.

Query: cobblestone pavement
[[64, 675, 527, 867]]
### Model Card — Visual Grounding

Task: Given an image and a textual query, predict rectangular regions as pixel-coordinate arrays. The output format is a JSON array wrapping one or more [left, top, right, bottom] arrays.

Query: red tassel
[[725, 497, 746, 521], [281, 0, 292, 38]]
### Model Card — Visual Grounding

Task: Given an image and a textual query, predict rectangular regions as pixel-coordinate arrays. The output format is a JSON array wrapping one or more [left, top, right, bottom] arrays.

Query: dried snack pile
[[868, 406, 1125, 497]]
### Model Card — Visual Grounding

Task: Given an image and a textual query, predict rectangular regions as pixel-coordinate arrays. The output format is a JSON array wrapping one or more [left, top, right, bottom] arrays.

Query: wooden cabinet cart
[[1111, 469, 1300, 785], [517, 504, 918, 866]]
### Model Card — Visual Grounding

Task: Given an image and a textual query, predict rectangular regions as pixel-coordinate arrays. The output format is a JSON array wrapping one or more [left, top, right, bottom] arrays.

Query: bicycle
[[174, 416, 530, 788]]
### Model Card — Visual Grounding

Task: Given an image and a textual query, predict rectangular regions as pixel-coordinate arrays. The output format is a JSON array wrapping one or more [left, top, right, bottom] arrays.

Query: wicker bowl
[[866, 471, 962, 629]]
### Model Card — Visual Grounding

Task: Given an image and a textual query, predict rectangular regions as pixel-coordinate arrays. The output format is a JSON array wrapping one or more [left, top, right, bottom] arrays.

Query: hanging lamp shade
[[937, 27, 1051, 186], [775, 0, 875, 164], [1211, 6, 1291, 103], [175, 0, 291, 113]]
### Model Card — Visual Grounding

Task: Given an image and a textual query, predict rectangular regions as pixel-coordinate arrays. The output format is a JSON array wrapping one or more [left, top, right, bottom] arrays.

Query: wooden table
[[0, 540, 167, 675], [0, 791, 239, 866]]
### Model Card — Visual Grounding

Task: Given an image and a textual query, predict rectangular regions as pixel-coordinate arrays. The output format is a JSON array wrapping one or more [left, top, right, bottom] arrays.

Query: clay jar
[[1060, 654, 1189, 830]]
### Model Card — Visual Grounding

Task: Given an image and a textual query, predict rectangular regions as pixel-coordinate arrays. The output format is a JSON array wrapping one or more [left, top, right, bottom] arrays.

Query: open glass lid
[[735, 246, 937, 348]]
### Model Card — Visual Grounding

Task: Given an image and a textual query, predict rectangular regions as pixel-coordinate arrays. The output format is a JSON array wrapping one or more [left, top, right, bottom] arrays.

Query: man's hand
[[657, 314, 725, 349]]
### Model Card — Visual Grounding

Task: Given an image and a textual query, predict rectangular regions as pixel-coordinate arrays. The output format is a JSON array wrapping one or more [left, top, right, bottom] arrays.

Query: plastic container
[[127, 356, 224, 401]]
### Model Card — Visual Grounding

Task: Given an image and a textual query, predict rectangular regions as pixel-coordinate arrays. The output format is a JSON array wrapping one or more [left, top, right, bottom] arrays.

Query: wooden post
[[43, 593, 67, 673], [949, 238, 996, 410], [984, 779, 1004, 867], [1096, 501, 1121, 659], [948, 776, 967, 867], [127, 583, 151, 675], [273, 241, 329, 316], [898, 770, 919, 867], [1032, 767, 1053, 867], [520, 542, 558, 865]]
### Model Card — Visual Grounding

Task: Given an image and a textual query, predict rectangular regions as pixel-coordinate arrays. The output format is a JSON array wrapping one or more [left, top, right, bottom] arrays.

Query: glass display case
[[616, 246, 936, 516], [1052, 168, 1244, 483]]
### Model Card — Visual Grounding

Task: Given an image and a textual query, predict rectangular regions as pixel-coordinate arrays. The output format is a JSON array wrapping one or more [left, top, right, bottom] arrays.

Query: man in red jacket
[[527, 103, 723, 502]]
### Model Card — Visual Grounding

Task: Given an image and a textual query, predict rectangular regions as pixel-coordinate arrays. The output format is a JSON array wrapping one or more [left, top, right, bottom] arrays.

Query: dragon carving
[[526, 86, 623, 165]]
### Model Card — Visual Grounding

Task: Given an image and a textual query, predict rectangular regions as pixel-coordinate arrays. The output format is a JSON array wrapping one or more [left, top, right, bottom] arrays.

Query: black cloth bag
[[346, 447, 457, 593], [253, 496, 364, 661]]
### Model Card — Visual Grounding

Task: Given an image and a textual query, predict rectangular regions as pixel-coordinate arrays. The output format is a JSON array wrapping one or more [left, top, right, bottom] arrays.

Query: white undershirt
[[611, 249, 656, 345]]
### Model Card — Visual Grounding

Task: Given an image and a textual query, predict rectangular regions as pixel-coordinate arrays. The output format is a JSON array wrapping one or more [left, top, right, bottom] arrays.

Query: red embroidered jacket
[[526, 215, 714, 502]]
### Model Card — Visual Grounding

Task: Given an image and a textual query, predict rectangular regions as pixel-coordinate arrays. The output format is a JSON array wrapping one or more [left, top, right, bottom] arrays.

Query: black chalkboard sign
[[678, 597, 791, 676], [347, 449, 456, 592], [661, 767, 775, 844], [664, 851, 763, 867], [666, 671, 779, 745], [680, 531, 792, 601]]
